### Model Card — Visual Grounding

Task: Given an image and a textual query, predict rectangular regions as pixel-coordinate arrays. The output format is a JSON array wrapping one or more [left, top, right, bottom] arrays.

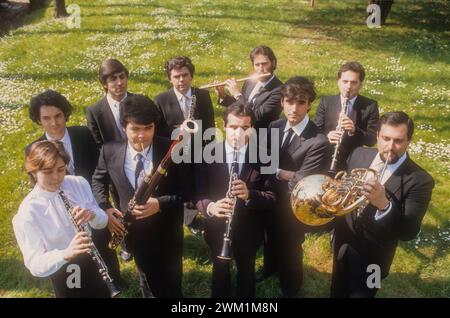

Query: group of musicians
[[12, 45, 434, 298]]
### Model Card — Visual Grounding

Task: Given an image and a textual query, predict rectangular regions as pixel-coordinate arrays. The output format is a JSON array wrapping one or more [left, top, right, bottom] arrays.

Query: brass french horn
[[290, 168, 380, 226]]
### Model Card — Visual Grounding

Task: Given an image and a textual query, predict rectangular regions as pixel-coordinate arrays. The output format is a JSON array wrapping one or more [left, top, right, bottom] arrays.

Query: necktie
[[115, 101, 126, 139], [135, 153, 144, 189], [281, 128, 294, 152], [181, 95, 189, 119], [346, 99, 352, 116]]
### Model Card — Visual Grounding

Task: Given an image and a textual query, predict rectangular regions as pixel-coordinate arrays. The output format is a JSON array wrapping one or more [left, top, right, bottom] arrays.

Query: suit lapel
[[169, 88, 187, 123], [67, 127, 80, 172], [100, 97, 122, 141], [117, 142, 134, 192]]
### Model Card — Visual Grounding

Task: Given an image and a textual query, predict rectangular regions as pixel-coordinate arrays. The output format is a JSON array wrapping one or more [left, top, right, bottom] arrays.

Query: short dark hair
[[378, 111, 414, 141], [338, 61, 365, 82], [281, 76, 316, 107], [249, 46, 277, 70], [223, 100, 256, 127], [29, 89, 72, 124], [120, 94, 160, 128], [98, 59, 129, 91], [164, 56, 195, 79]]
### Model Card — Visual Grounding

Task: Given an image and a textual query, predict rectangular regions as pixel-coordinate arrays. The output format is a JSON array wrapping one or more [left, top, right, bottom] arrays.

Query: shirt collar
[[340, 94, 357, 106], [372, 152, 408, 173], [107, 92, 127, 108], [45, 127, 69, 143], [173, 87, 192, 102], [284, 114, 309, 136], [32, 182, 60, 200], [127, 142, 152, 161], [225, 141, 248, 156], [257, 74, 275, 88]]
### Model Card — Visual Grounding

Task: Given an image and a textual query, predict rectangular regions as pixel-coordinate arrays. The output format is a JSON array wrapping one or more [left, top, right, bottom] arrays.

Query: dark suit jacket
[[267, 118, 329, 237], [154, 87, 215, 140], [91, 136, 186, 252], [220, 75, 283, 129], [267, 118, 330, 195], [314, 94, 379, 169], [195, 142, 276, 218], [195, 142, 275, 255], [334, 147, 435, 278], [25, 126, 99, 185], [86, 93, 134, 149]]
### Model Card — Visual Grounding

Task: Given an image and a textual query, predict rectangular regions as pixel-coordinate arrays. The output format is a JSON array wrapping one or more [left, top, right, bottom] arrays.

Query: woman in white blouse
[[13, 140, 110, 297]]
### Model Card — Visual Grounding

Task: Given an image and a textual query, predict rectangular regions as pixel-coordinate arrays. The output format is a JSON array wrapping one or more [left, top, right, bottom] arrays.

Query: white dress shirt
[[45, 128, 75, 175], [206, 142, 248, 216], [225, 140, 248, 176], [124, 143, 153, 190], [12, 175, 108, 278], [106, 93, 127, 138], [173, 87, 192, 119], [369, 152, 407, 220], [248, 74, 275, 103]]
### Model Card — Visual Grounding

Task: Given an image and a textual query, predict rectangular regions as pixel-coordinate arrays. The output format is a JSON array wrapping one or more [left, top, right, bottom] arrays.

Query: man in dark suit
[[87, 58, 131, 149], [154, 56, 215, 235], [86, 58, 133, 264], [25, 89, 127, 290], [268, 77, 329, 297], [92, 94, 186, 298], [215, 46, 283, 279], [155, 56, 215, 140], [26, 90, 98, 185], [314, 61, 379, 172], [195, 101, 275, 297], [215, 45, 283, 130], [331, 111, 434, 298]]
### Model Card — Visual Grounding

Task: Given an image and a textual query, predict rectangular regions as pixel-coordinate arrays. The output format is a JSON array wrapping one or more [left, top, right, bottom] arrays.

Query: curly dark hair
[[29, 90, 72, 124]]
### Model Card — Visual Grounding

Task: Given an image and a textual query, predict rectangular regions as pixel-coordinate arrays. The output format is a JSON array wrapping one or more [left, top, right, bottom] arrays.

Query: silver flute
[[59, 190, 120, 297]]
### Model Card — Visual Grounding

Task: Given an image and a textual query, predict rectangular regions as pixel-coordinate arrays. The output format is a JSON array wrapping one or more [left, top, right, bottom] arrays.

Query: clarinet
[[59, 190, 120, 298], [329, 93, 349, 174], [217, 142, 239, 261]]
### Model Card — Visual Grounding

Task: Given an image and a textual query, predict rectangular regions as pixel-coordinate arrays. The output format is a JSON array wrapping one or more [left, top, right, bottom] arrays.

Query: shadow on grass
[[0, 0, 51, 37]]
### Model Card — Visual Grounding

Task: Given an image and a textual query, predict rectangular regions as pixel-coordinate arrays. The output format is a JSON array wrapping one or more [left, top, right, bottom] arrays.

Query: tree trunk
[[54, 0, 68, 18]]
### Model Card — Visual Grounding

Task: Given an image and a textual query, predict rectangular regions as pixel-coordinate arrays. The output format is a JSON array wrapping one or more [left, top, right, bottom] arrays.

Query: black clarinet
[[217, 143, 239, 261], [59, 190, 120, 298]]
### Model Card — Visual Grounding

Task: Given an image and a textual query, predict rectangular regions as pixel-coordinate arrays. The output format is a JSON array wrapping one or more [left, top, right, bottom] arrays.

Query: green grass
[[0, 0, 449, 298]]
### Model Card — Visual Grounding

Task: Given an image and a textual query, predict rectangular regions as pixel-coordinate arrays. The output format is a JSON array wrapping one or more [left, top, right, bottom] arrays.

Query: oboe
[[59, 190, 120, 298], [217, 142, 239, 261]]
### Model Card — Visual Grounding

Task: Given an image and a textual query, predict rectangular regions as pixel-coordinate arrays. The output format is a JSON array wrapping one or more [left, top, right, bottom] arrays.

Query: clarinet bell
[[217, 237, 232, 261]]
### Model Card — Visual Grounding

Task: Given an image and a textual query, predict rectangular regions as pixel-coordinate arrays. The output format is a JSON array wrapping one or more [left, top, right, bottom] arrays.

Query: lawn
[[0, 0, 449, 297]]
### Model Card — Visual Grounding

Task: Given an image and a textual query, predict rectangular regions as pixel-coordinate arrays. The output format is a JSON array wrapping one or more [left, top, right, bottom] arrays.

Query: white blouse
[[12, 175, 108, 278]]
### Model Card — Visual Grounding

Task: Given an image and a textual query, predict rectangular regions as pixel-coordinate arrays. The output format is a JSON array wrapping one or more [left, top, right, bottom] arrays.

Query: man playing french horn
[[330, 111, 434, 297], [195, 101, 275, 297]]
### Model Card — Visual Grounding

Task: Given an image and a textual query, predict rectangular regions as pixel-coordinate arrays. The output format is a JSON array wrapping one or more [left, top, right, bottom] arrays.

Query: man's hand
[[209, 198, 234, 218], [64, 232, 93, 261], [106, 208, 126, 236], [278, 169, 295, 181], [132, 197, 160, 220], [362, 178, 389, 210], [214, 80, 226, 99], [231, 179, 249, 200], [72, 206, 94, 226], [340, 115, 355, 135], [225, 78, 241, 99]]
